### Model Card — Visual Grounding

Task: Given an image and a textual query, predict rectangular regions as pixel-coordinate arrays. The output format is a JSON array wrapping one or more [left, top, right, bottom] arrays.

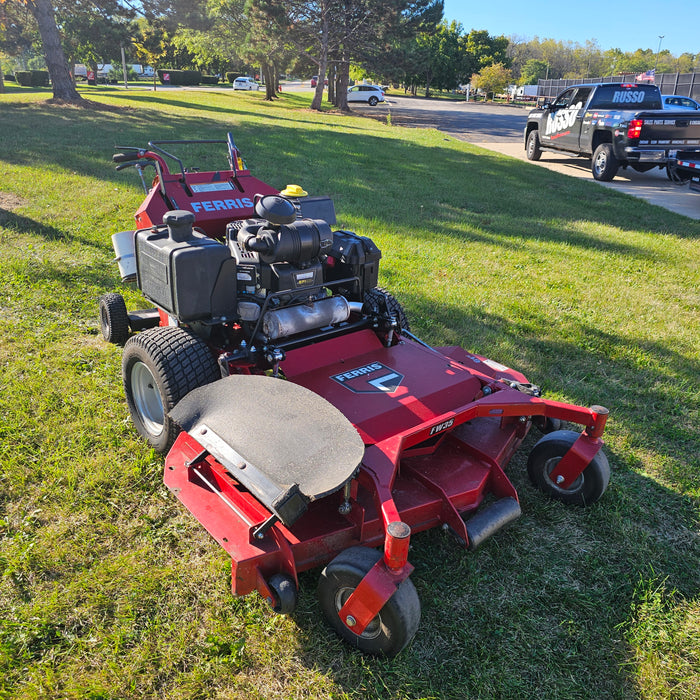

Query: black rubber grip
[[113, 152, 137, 163], [115, 161, 140, 171]]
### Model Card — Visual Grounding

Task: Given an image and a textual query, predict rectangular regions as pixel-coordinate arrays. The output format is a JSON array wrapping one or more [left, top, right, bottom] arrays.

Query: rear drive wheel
[[368, 96, 379, 106], [317, 547, 421, 657], [592, 144, 619, 181], [526, 130, 542, 161], [527, 430, 610, 506], [364, 288, 411, 332], [122, 326, 220, 453], [99, 293, 129, 344]]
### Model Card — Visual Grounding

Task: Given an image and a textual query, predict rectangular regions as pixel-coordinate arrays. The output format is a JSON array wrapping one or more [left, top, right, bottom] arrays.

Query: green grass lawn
[[0, 86, 698, 699]]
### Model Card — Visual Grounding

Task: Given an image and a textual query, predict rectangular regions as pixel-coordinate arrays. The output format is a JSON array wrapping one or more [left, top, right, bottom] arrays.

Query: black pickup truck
[[524, 83, 700, 181]]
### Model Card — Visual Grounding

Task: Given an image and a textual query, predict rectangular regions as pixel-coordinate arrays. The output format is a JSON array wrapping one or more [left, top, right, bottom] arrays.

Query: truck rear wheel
[[526, 130, 542, 161], [592, 144, 619, 181]]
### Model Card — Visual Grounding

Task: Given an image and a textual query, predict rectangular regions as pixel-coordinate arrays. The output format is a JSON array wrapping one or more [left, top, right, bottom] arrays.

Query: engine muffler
[[261, 296, 350, 340]]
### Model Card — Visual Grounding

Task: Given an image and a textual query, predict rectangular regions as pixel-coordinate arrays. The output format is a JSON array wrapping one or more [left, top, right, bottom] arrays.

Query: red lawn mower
[[100, 134, 610, 656]]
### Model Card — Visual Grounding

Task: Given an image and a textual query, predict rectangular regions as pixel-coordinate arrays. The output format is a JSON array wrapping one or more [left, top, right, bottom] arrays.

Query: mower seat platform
[[170, 374, 365, 526]]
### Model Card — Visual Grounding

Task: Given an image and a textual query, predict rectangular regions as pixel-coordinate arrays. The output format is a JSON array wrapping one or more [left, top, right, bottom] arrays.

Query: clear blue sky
[[443, 0, 699, 56]]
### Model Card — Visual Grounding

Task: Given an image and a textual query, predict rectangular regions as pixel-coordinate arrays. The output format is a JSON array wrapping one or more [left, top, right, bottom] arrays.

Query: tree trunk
[[0, 69, 5, 94], [28, 0, 83, 102], [263, 64, 278, 100], [311, 7, 330, 111], [327, 61, 335, 105], [336, 54, 350, 112], [311, 63, 327, 110]]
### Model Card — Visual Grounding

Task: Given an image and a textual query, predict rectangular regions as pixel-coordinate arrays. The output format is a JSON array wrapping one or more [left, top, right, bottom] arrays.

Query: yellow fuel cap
[[280, 184, 308, 197]]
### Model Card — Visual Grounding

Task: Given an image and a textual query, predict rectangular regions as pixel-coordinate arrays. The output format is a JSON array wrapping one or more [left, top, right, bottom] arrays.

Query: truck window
[[572, 87, 592, 105], [588, 85, 662, 110], [553, 89, 576, 109]]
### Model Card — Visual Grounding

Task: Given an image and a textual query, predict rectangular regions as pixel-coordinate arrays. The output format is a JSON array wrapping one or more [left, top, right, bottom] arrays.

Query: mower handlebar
[[115, 161, 140, 171], [113, 152, 137, 163]]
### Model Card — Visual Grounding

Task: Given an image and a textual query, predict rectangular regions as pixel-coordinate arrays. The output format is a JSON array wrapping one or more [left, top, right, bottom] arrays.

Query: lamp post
[[654, 35, 665, 72]]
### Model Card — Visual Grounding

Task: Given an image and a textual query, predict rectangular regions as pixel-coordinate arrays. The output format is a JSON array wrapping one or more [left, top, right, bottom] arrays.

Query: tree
[[519, 58, 548, 85], [243, 0, 290, 100], [471, 62, 511, 100], [413, 19, 466, 97], [57, 1, 133, 80], [355, 0, 443, 93], [132, 18, 170, 90], [466, 29, 509, 69], [0, 0, 82, 101], [24, 0, 81, 101]]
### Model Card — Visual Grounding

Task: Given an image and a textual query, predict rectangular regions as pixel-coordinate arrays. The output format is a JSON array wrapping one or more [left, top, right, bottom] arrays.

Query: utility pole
[[654, 35, 664, 72], [121, 45, 128, 88]]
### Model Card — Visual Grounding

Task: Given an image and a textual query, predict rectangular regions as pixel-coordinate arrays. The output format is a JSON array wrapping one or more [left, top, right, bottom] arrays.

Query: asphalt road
[[353, 94, 700, 221]]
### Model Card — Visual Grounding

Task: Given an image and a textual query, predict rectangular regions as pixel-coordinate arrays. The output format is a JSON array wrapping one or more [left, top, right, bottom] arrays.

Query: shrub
[[226, 72, 237, 83], [157, 69, 201, 86], [15, 70, 49, 87], [3, 73, 16, 82], [201, 75, 219, 85], [107, 66, 139, 82]]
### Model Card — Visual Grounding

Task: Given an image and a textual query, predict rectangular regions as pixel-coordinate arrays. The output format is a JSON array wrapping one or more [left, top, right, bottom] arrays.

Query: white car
[[347, 85, 384, 106], [233, 77, 259, 91]]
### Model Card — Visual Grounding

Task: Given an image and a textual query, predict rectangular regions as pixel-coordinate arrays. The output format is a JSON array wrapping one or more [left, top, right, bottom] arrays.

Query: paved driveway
[[354, 95, 700, 220]]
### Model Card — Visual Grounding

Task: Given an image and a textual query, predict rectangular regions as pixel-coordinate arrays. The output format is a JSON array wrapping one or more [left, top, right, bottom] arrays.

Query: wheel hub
[[335, 587, 382, 639], [130, 361, 164, 436], [544, 456, 583, 493]]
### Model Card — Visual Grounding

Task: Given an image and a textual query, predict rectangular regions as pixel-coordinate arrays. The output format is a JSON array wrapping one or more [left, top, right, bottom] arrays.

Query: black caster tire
[[317, 546, 420, 657], [527, 429, 610, 506], [533, 416, 564, 434], [268, 574, 298, 614], [99, 292, 130, 344]]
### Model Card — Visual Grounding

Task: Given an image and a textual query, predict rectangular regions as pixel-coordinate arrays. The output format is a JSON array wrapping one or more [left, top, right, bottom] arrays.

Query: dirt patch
[[46, 97, 131, 113], [0, 191, 28, 211]]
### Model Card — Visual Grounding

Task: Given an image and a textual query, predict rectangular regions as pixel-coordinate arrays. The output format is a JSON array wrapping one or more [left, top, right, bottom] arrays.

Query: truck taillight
[[628, 119, 644, 139]]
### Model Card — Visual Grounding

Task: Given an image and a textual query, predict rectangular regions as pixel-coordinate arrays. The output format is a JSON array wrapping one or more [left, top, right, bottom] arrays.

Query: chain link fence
[[536, 72, 700, 103]]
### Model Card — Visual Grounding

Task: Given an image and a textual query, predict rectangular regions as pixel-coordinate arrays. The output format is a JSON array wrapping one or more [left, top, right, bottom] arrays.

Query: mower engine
[[131, 191, 383, 352]]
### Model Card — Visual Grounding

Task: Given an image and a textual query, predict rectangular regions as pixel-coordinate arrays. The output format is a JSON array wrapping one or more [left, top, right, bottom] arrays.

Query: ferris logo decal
[[331, 362, 404, 394], [190, 198, 254, 213], [429, 418, 454, 436], [545, 102, 583, 136]]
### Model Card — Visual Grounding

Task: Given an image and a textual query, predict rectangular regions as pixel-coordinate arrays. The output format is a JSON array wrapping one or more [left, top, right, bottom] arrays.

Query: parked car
[[662, 94, 700, 110], [347, 84, 384, 106], [233, 77, 259, 91], [310, 75, 328, 87]]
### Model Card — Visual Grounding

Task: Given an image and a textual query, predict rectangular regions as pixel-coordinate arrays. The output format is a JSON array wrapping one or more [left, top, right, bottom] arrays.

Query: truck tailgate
[[636, 111, 700, 148]]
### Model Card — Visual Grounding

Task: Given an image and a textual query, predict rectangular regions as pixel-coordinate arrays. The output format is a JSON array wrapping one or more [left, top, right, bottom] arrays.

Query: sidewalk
[[471, 140, 700, 221]]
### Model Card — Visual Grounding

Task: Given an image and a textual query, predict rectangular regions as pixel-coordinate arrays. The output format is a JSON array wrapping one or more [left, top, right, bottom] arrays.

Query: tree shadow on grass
[[0, 96, 697, 246]]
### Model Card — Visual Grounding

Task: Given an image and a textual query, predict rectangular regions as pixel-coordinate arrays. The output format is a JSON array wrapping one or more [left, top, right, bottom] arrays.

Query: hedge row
[[15, 70, 50, 87], [156, 69, 201, 86]]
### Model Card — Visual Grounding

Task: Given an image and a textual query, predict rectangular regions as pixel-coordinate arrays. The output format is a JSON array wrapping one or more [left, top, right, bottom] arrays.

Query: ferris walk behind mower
[[99, 134, 610, 656]]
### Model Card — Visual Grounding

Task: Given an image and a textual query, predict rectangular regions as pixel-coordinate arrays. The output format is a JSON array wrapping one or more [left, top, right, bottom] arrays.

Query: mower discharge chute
[[100, 134, 610, 656]]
